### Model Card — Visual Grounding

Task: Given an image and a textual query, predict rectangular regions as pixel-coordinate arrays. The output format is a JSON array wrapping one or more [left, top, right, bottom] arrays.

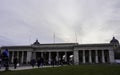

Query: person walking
[[2, 49, 9, 71], [30, 59, 36, 68], [40, 57, 44, 68], [51, 59, 55, 67], [13, 57, 18, 69], [37, 58, 40, 68], [0, 55, 2, 69]]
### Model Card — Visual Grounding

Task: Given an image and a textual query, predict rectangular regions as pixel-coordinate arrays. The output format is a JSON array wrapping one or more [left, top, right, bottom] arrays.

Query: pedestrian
[[60, 59, 63, 66], [48, 59, 51, 65], [40, 57, 44, 68], [51, 59, 55, 67], [30, 59, 36, 68], [13, 57, 18, 69], [2, 49, 9, 71], [0, 55, 2, 69], [37, 58, 40, 68]]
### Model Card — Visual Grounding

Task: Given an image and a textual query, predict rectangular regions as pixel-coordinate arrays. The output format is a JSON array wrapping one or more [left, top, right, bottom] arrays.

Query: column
[[65, 51, 67, 62], [102, 50, 105, 63], [109, 50, 115, 64], [56, 52, 59, 61], [74, 50, 79, 65], [41, 52, 43, 58], [11, 51, 14, 63], [83, 50, 85, 63], [95, 50, 98, 63], [48, 52, 51, 64], [32, 52, 36, 59], [17, 51, 20, 63], [89, 50, 92, 63], [21, 51, 24, 64], [17, 51, 19, 59], [26, 51, 32, 63]]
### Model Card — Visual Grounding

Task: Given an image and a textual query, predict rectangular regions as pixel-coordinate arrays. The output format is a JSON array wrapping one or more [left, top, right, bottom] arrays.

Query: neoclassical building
[[0, 37, 120, 65]]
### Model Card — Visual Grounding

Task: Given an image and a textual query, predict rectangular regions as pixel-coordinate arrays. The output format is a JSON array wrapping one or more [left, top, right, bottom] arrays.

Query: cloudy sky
[[0, 0, 120, 46]]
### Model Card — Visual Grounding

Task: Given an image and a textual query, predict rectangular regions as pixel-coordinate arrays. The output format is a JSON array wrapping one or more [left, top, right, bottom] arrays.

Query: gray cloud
[[0, 0, 120, 46]]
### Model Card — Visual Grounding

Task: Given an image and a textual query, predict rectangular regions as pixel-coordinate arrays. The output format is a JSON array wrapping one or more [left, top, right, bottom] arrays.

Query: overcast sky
[[0, 0, 120, 46]]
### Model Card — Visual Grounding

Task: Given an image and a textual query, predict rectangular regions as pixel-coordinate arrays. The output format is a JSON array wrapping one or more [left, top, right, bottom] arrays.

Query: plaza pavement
[[0, 65, 58, 72]]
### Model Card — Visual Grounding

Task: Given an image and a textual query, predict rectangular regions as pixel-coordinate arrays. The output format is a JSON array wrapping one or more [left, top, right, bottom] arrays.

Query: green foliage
[[1, 65, 120, 75]]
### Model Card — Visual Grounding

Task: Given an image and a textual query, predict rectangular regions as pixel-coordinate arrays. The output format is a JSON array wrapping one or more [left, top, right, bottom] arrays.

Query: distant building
[[0, 37, 120, 65]]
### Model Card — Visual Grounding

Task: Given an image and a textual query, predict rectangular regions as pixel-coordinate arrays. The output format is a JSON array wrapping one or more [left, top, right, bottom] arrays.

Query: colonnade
[[9, 51, 27, 64], [74, 50, 115, 64], [9, 51, 73, 64], [8, 49, 114, 64], [35, 51, 73, 65]]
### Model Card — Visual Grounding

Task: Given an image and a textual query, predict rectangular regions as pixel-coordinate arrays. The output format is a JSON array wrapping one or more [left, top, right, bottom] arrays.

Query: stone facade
[[0, 37, 120, 65]]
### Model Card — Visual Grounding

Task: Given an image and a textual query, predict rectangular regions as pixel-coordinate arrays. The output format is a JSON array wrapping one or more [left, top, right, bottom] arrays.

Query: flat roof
[[0, 43, 113, 49]]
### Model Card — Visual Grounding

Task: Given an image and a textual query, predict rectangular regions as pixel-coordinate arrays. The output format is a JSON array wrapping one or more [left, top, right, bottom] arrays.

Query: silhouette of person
[[13, 57, 18, 69], [40, 57, 44, 68], [30, 59, 36, 68], [2, 49, 9, 71], [37, 58, 40, 68], [51, 59, 55, 67], [0, 55, 2, 69]]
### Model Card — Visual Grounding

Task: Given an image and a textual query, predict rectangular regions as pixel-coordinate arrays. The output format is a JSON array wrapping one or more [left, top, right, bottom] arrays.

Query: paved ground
[[0, 65, 57, 71]]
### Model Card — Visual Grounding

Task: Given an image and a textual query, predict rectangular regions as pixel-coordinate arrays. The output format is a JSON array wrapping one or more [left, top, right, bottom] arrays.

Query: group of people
[[0, 49, 74, 71], [30, 57, 45, 68], [30, 58, 70, 68]]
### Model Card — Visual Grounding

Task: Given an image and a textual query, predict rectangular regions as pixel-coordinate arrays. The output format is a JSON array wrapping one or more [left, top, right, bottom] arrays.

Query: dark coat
[[13, 58, 18, 64]]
